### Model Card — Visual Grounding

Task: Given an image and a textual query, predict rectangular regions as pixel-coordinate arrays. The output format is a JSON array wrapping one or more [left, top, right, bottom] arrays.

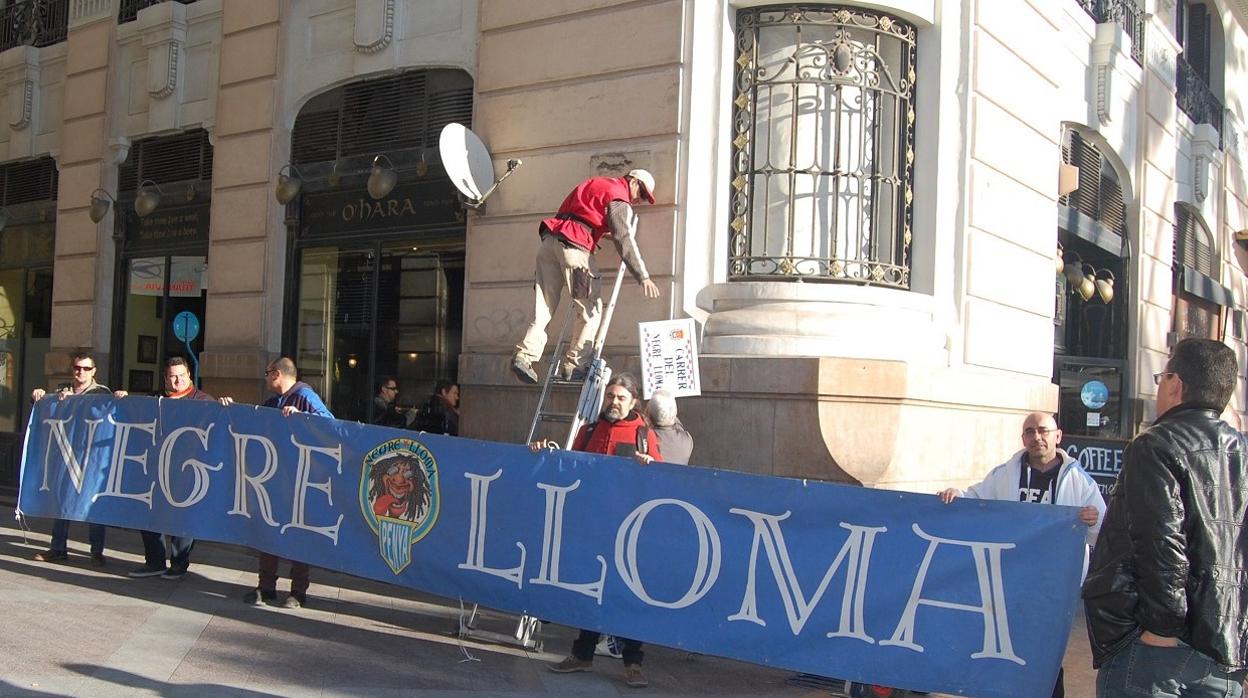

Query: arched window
[[728, 5, 916, 288], [1172, 202, 1228, 341]]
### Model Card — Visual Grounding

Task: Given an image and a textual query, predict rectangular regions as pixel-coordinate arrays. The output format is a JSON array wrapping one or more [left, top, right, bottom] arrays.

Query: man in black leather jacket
[[1083, 338, 1248, 696]]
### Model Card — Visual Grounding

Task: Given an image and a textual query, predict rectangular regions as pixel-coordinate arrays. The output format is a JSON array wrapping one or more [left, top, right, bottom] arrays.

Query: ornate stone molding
[[147, 41, 180, 98], [108, 136, 131, 166], [353, 0, 394, 54], [1090, 22, 1124, 126], [138, 2, 187, 101], [1191, 123, 1222, 203], [1, 47, 40, 132]]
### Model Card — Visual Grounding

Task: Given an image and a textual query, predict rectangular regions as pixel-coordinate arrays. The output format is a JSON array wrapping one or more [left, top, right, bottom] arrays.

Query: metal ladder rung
[[536, 412, 574, 423]]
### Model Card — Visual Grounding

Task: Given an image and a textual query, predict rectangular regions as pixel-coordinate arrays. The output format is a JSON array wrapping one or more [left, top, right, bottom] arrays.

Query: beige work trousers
[[515, 233, 602, 371]]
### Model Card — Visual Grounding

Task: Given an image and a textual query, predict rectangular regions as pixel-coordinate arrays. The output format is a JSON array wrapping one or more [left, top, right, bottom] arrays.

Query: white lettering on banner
[[530, 481, 607, 602], [615, 499, 722, 609], [227, 428, 280, 527], [458, 469, 526, 587], [41, 417, 105, 493], [728, 510, 884, 641], [158, 425, 223, 508], [280, 436, 344, 543], [95, 417, 157, 506], [882, 524, 1023, 664]]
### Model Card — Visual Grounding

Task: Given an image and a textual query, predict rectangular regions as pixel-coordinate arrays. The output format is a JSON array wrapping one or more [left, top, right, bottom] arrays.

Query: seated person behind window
[[372, 376, 413, 429], [416, 380, 459, 436]]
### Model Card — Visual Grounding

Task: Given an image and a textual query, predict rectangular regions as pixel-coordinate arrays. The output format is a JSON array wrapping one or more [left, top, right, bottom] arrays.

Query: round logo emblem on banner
[[1080, 380, 1110, 410], [359, 438, 441, 574]]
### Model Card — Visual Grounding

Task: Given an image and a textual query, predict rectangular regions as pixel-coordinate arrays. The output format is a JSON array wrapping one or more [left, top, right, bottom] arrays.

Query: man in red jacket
[[511, 170, 661, 384], [534, 373, 660, 688]]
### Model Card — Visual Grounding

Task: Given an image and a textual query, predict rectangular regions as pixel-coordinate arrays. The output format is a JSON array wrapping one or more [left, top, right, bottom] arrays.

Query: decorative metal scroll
[[729, 6, 916, 289]]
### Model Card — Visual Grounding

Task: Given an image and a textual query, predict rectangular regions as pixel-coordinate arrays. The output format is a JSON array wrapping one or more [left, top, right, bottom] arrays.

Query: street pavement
[[0, 503, 1096, 697]]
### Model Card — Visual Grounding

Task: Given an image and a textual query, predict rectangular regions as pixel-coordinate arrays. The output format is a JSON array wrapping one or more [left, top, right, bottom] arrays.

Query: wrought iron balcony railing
[[119, 0, 197, 24], [1176, 53, 1224, 147], [0, 0, 68, 52], [1077, 0, 1145, 66]]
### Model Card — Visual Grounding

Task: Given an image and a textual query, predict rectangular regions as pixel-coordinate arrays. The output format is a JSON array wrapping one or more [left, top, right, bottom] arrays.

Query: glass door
[[293, 240, 464, 423], [119, 254, 208, 392]]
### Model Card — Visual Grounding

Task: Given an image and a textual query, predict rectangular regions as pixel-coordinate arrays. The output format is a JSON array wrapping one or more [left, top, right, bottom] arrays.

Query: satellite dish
[[439, 123, 522, 209]]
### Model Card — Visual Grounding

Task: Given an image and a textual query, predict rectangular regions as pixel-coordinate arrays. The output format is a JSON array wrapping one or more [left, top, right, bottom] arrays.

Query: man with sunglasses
[[30, 350, 111, 566], [938, 411, 1105, 698]]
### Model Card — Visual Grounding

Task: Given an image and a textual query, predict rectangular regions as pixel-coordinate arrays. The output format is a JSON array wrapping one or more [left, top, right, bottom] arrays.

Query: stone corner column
[[199, 0, 284, 404], [47, 0, 122, 381]]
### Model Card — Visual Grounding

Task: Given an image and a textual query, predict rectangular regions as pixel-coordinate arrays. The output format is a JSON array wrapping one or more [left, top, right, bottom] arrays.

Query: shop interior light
[[275, 164, 303, 204], [367, 154, 397, 200], [88, 189, 116, 223], [134, 179, 163, 218], [327, 159, 342, 187]]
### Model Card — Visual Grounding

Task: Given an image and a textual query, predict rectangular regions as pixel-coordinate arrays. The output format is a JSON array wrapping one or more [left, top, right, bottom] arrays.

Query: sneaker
[[33, 549, 67, 562], [511, 355, 539, 384], [624, 664, 649, 688], [90, 553, 107, 567], [282, 593, 307, 609], [547, 656, 593, 674], [595, 635, 624, 659], [160, 568, 188, 580], [243, 588, 276, 605], [127, 565, 167, 578]]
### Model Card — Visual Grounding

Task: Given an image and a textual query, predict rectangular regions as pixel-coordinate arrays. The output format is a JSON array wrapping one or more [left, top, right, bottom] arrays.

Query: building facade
[[1, 0, 1245, 495]]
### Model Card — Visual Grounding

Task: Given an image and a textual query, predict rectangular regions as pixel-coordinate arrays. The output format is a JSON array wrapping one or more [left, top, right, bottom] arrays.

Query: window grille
[[118, 129, 214, 192], [291, 70, 474, 167], [1174, 203, 1216, 278], [1060, 129, 1125, 237], [0, 0, 68, 51], [0, 157, 57, 205], [729, 6, 916, 288]]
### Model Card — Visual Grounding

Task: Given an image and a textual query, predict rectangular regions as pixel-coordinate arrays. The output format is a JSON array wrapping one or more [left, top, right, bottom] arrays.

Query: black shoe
[[160, 568, 188, 580], [90, 553, 107, 567], [128, 565, 167, 578], [33, 549, 67, 562], [282, 593, 307, 609], [511, 356, 539, 384], [243, 588, 276, 605]]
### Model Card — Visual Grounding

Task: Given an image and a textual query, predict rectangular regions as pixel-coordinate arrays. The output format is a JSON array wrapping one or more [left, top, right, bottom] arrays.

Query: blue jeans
[[140, 530, 195, 572], [1097, 637, 1246, 697], [49, 519, 105, 555]]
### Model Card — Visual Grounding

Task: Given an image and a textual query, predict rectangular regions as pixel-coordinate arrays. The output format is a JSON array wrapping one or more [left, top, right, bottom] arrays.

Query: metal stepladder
[[456, 261, 629, 652]]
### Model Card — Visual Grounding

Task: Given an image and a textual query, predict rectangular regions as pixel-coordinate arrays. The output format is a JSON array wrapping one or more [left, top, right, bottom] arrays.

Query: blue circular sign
[[1080, 380, 1110, 410], [173, 311, 201, 342]]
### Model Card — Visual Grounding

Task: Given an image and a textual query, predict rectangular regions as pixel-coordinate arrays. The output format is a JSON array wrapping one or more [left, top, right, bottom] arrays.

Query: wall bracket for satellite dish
[[439, 123, 523, 211]]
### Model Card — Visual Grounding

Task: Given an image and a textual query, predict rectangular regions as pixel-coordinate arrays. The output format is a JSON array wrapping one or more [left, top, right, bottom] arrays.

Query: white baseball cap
[[626, 169, 656, 204]]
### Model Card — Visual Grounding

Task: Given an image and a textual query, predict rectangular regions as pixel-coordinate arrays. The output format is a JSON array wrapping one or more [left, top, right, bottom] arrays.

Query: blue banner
[[19, 397, 1087, 697]]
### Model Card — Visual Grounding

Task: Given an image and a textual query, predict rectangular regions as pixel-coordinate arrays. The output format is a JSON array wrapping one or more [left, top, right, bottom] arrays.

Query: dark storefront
[[109, 130, 212, 392], [0, 158, 57, 490], [282, 69, 472, 422]]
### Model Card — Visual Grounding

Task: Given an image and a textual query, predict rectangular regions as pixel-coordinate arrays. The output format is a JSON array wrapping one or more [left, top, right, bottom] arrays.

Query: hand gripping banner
[[19, 396, 1087, 697]]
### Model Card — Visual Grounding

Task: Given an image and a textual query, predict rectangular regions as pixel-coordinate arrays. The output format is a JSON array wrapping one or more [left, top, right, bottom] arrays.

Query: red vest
[[539, 176, 632, 251], [572, 412, 662, 461]]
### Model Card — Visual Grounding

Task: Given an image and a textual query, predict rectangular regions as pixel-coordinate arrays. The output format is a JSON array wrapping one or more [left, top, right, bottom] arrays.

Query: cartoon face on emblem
[[369, 454, 431, 522], [359, 438, 441, 575]]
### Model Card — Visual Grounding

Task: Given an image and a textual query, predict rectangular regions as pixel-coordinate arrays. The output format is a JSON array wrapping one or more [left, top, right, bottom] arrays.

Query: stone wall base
[[458, 352, 1058, 493]]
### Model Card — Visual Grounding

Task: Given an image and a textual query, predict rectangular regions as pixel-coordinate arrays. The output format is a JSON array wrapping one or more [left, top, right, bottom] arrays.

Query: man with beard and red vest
[[511, 170, 661, 384], [531, 373, 661, 689]]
